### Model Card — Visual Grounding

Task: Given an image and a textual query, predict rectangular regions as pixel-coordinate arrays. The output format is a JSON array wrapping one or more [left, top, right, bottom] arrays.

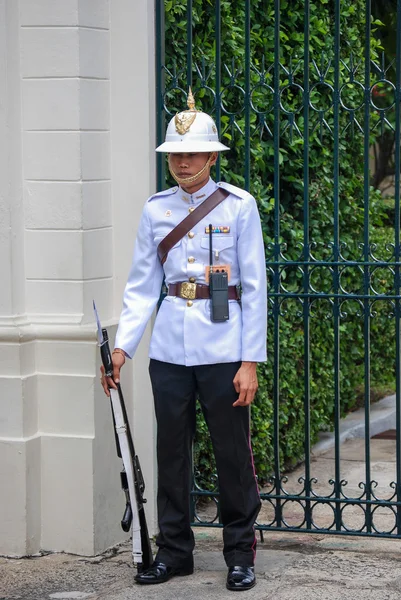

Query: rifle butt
[[139, 506, 153, 570]]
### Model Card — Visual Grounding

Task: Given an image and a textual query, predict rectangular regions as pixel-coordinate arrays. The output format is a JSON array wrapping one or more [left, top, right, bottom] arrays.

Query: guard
[[100, 90, 267, 591]]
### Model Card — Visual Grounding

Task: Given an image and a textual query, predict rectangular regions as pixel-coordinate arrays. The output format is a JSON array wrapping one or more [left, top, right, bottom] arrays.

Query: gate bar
[[302, 0, 312, 530], [333, 0, 342, 532], [155, 0, 165, 191], [186, 0, 193, 89], [273, 0, 282, 529], [244, 0, 251, 191], [214, 0, 222, 181], [363, 0, 372, 534], [394, 0, 401, 534]]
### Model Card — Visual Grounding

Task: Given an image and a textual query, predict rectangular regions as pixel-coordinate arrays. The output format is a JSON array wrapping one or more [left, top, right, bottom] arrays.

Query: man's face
[[168, 152, 217, 192]]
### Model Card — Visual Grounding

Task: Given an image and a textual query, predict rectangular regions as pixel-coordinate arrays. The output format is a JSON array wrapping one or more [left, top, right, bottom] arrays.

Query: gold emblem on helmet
[[175, 112, 196, 135], [174, 87, 198, 135]]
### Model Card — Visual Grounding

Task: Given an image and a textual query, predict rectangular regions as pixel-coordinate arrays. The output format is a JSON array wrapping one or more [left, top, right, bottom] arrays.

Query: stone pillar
[[0, 0, 40, 557], [0, 0, 157, 556], [110, 0, 158, 540]]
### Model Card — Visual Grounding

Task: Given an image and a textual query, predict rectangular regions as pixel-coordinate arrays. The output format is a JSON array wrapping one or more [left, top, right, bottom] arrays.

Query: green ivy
[[163, 0, 395, 484]]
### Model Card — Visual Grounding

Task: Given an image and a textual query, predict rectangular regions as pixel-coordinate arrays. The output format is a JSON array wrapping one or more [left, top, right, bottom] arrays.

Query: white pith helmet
[[155, 89, 230, 153]]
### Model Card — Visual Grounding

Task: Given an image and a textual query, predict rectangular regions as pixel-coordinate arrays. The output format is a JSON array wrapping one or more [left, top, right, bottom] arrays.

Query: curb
[[312, 393, 397, 456]]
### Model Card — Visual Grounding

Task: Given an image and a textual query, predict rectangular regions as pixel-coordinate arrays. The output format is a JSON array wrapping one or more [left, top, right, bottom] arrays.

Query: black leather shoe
[[135, 560, 194, 585], [226, 566, 256, 591]]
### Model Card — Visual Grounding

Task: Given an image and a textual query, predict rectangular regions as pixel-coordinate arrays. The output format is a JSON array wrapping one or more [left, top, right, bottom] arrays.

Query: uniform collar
[[178, 178, 218, 205]]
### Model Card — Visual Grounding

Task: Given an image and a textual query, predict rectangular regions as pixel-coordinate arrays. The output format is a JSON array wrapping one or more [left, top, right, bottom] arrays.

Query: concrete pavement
[[3, 531, 401, 600]]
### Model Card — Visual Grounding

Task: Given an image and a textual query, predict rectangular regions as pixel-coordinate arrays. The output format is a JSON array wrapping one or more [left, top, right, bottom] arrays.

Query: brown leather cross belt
[[168, 282, 240, 301]]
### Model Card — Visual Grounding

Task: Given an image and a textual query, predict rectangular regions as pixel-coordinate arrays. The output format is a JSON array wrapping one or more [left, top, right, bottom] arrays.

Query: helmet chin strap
[[168, 154, 215, 186]]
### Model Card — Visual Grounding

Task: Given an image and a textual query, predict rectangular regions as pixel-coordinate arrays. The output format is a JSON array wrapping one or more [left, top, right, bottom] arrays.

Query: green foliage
[[163, 1, 396, 485]]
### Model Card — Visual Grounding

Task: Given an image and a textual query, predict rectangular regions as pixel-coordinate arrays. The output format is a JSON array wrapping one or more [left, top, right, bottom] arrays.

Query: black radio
[[208, 223, 229, 322]]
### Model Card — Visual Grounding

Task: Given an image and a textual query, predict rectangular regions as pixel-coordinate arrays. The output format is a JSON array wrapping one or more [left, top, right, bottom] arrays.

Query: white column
[[0, 0, 157, 556], [110, 0, 158, 539], [0, 0, 40, 557]]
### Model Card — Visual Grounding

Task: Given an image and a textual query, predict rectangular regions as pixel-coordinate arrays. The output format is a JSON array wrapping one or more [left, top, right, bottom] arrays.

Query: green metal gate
[[155, 0, 401, 538]]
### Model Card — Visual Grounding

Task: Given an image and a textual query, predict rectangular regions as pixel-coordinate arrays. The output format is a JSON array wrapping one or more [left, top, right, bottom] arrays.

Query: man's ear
[[210, 152, 218, 166]]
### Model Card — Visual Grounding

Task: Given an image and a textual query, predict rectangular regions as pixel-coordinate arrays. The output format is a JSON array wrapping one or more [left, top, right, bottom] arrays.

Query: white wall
[[0, 0, 157, 556]]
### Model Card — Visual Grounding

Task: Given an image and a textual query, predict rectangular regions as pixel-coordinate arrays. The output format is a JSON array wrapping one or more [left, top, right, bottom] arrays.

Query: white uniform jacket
[[115, 178, 267, 366]]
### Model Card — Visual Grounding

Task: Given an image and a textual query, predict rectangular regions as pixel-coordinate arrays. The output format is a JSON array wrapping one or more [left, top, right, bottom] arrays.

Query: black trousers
[[149, 359, 261, 568]]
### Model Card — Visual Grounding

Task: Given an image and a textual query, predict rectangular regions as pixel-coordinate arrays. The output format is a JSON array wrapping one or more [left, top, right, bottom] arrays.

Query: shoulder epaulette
[[216, 181, 252, 200], [148, 186, 178, 202]]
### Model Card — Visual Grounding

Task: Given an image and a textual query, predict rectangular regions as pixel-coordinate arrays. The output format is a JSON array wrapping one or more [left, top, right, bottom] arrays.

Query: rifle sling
[[157, 187, 230, 265]]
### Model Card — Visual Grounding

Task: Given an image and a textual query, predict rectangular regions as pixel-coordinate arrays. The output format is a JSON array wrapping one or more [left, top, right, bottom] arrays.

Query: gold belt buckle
[[180, 282, 197, 300]]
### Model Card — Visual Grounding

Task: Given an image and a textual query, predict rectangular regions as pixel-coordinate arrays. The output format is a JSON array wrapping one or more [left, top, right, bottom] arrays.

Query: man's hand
[[233, 361, 258, 407], [100, 349, 126, 397]]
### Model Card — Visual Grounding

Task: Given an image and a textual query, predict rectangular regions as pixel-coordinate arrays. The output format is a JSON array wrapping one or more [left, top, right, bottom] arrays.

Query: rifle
[[93, 301, 153, 572]]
